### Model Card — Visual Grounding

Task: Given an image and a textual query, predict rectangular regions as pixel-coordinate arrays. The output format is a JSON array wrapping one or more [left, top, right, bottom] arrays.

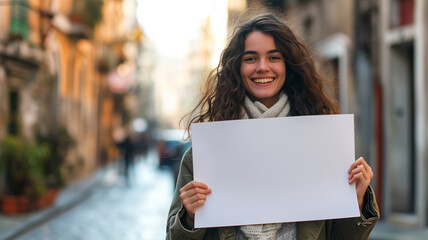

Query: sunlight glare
[[136, 0, 212, 57]]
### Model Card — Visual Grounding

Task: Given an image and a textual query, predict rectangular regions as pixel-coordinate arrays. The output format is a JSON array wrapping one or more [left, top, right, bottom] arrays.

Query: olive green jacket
[[166, 147, 379, 240]]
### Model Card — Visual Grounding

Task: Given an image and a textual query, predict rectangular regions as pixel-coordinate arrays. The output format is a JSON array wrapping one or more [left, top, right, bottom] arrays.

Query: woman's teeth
[[253, 78, 274, 83]]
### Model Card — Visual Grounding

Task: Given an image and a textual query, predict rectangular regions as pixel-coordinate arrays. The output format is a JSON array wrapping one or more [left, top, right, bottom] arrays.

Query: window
[[9, 0, 29, 40], [8, 91, 19, 135], [390, 0, 415, 28]]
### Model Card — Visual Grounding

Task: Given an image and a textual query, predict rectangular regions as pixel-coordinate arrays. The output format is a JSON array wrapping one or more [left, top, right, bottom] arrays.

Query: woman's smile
[[252, 77, 276, 84]]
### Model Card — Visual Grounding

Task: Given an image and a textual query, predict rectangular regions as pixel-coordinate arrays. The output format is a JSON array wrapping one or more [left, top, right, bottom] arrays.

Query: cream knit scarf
[[242, 92, 290, 119], [239, 92, 296, 240]]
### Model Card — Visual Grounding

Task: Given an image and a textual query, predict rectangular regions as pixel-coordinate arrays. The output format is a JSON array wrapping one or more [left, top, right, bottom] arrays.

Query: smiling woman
[[166, 13, 379, 240]]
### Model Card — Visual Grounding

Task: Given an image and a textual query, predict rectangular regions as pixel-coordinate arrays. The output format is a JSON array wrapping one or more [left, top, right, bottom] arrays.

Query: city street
[[8, 148, 428, 240], [15, 151, 175, 240]]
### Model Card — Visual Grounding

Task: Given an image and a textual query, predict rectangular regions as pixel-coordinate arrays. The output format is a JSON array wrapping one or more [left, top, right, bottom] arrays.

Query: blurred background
[[0, 0, 427, 239]]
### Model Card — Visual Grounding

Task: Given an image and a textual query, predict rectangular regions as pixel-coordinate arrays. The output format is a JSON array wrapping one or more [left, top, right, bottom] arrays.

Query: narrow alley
[[1, 0, 428, 239], [15, 151, 175, 240]]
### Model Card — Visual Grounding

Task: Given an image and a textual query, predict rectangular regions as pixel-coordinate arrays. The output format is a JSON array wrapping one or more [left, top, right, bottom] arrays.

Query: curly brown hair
[[184, 13, 339, 135]]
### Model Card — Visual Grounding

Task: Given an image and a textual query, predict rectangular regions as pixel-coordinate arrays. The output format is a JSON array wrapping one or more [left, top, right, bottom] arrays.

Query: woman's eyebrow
[[242, 49, 280, 55], [242, 50, 257, 55]]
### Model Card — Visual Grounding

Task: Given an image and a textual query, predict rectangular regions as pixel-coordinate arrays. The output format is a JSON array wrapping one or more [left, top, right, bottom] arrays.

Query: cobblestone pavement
[[16, 154, 175, 240]]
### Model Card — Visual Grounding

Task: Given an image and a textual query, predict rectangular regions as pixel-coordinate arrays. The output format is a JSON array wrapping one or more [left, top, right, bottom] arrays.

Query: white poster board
[[191, 114, 359, 228]]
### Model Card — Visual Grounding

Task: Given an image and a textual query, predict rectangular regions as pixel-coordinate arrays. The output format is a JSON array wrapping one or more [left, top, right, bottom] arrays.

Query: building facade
[[379, 0, 427, 227], [0, 0, 142, 190]]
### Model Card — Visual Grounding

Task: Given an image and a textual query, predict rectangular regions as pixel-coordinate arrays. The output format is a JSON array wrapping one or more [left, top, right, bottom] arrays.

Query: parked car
[[157, 129, 186, 166], [156, 129, 191, 186]]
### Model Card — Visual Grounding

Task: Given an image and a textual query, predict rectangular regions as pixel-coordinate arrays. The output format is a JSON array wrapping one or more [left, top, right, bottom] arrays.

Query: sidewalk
[[370, 221, 428, 240], [0, 164, 112, 240]]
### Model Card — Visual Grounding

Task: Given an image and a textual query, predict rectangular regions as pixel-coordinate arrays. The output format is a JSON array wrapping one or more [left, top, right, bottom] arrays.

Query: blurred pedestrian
[[117, 129, 135, 185], [166, 13, 379, 239]]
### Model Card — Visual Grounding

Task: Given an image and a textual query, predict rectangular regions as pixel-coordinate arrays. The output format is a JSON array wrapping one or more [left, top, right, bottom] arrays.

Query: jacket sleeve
[[329, 185, 380, 240], [166, 147, 208, 239]]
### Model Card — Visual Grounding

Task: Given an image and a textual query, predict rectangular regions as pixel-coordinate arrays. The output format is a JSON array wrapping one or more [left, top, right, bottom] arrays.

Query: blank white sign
[[191, 114, 359, 228]]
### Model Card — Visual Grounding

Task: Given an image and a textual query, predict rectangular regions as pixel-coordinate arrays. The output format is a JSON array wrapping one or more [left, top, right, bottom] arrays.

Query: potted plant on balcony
[[0, 135, 50, 214]]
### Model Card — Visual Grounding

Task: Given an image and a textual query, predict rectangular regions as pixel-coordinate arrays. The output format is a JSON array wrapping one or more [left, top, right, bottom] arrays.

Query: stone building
[[0, 0, 142, 185], [378, 0, 427, 227], [0, 0, 53, 141]]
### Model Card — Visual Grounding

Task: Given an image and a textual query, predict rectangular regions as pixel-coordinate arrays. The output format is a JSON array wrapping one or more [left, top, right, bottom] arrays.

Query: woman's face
[[240, 31, 286, 108]]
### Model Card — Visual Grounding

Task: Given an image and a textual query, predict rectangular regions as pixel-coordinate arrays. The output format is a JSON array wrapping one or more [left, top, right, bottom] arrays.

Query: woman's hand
[[179, 181, 212, 229], [348, 157, 373, 211]]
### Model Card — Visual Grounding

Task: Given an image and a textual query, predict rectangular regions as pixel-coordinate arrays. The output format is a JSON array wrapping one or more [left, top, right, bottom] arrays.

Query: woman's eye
[[244, 57, 256, 62], [270, 56, 282, 60]]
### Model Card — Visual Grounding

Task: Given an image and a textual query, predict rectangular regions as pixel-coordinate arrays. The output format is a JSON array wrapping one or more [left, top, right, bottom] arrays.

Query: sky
[[136, 0, 213, 57], [135, 0, 228, 128]]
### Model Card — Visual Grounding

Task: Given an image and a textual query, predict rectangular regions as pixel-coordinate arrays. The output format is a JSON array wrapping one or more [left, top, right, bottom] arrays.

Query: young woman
[[166, 13, 379, 240]]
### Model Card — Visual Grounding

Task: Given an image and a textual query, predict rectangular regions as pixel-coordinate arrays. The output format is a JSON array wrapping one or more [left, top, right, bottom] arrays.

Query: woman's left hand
[[348, 157, 373, 211]]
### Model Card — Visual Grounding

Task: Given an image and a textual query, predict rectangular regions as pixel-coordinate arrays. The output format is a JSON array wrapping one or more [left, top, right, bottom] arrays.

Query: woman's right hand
[[179, 181, 212, 229]]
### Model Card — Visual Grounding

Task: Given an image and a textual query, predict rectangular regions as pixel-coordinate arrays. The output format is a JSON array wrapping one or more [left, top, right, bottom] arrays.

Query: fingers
[[348, 157, 374, 210], [348, 164, 369, 184], [348, 157, 372, 175], [180, 181, 210, 193], [180, 181, 212, 216]]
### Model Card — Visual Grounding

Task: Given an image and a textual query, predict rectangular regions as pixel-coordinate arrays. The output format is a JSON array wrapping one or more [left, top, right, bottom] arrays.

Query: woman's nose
[[256, 59, 269, 72]]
